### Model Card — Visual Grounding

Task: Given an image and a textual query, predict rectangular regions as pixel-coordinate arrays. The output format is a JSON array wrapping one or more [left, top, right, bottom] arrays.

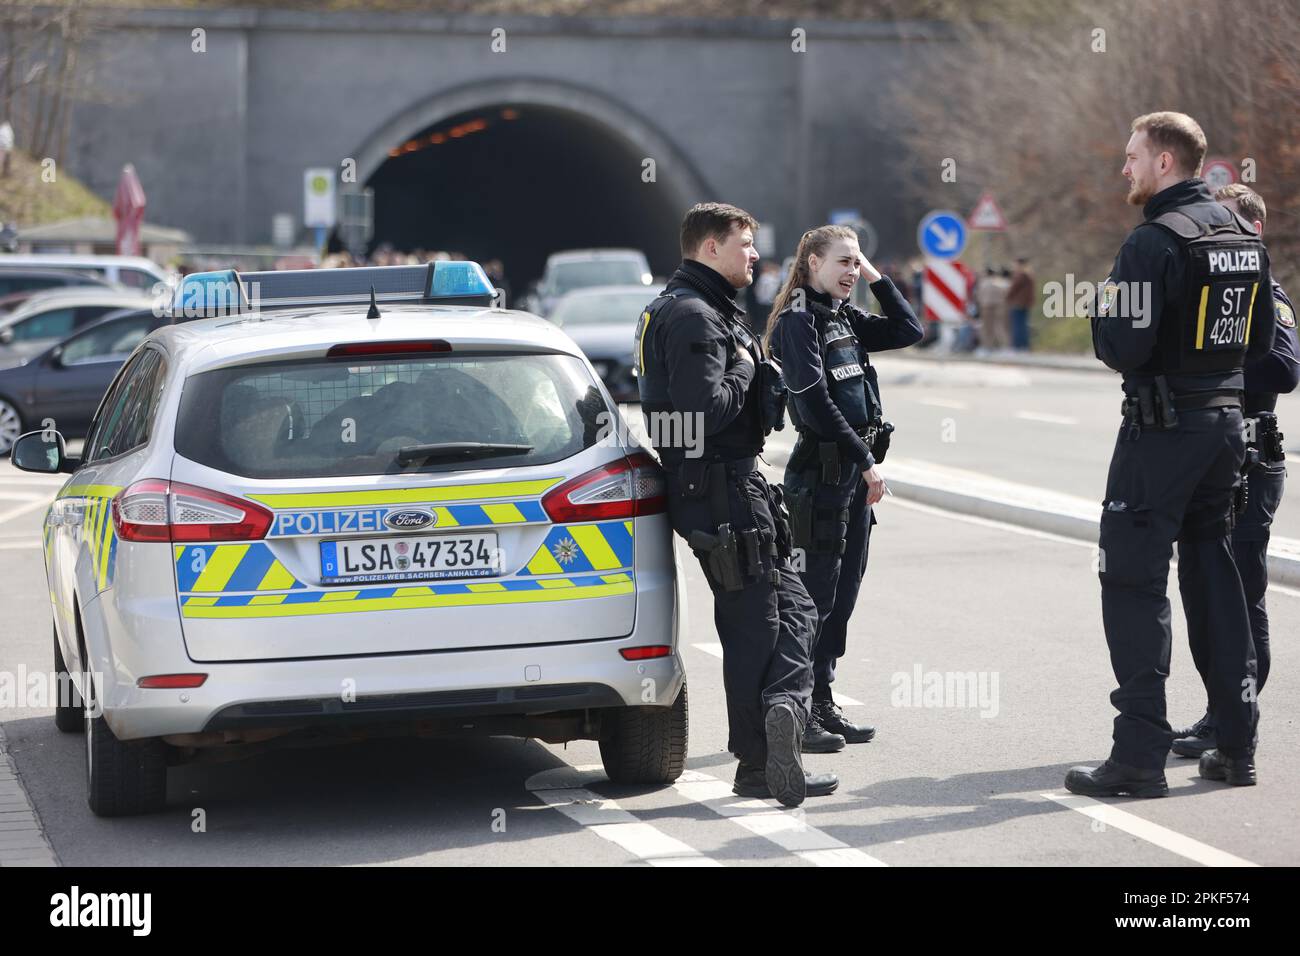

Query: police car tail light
[[112, 480, 273, 542], [542, 453, 666, 522]]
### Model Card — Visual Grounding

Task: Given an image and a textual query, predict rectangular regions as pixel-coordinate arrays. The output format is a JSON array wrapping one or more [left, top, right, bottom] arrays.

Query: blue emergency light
[[172, 261, 497, 318]]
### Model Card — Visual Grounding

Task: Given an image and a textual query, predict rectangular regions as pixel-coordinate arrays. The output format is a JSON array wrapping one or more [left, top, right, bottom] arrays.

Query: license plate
[[319, 532, 500, 585]]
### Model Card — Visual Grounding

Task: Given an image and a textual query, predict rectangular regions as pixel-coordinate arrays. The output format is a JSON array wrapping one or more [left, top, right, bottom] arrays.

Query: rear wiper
[[396, 442, 534, 465]]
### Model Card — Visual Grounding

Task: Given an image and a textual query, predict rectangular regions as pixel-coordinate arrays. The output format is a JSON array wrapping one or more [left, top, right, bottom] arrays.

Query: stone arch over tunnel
[[353, 78, 715, 293]]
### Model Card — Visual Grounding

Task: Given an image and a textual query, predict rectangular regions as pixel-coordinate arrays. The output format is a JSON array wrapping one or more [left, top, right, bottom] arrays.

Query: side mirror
[[46, 345, 64, 368], [10, 430, 79, 474], [0, 327, 13, 345]]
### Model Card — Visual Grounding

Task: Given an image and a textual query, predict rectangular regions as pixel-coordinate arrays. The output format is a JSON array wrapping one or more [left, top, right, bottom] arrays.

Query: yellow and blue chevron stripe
[[521, 520, 634, 576], [174, 543, 305, 593], [57, 486, 123, 593], [179, 571, 634, 618]]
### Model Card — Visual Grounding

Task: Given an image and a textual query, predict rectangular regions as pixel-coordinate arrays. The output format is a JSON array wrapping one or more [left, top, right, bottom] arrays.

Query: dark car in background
[[0, 307, 172, 454], [0, 267, 113, 301], [0, 287, 155, 359], [548, 284, 660, 403]]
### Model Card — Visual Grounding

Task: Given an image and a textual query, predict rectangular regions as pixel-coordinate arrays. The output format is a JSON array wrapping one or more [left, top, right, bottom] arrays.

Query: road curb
[[762, 448, 1300, 589]]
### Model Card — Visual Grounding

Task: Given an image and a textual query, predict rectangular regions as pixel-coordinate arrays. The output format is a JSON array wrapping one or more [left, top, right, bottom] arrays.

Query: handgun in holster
[[1153, 375, 1178, 429], [1257, 412, 1285, 463], [818, 441, 841, 485], [689, 524, 744, 592], [871, 421, 895, 463]]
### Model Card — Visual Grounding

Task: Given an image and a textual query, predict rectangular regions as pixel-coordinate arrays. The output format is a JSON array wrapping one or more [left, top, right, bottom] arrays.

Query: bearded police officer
[[636, 202, 835, 808], [1172, 184, 1300, 758], [1066, 112, 1275, 797], [765, 225, 923, 752]]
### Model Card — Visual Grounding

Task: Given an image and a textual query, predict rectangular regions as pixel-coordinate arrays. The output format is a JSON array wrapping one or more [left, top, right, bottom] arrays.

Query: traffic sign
[[1202, 157, 1237, 193], [918, 210, 966, 261], [303, 168, 336, 229], [829, 209, 879, 259], [968, 192, 1007, 231], [923, 256, 968, 325]]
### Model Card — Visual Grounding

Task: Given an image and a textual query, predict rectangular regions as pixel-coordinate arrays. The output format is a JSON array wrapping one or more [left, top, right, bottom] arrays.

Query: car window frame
[[81, 346, 165, 466], [60, 314, 159, 367]]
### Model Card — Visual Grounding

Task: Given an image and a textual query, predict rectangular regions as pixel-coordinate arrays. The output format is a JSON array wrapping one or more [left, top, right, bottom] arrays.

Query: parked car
[[0, 267, 114, 300], [524, 248, 653, 317], [10, 261, 683, 816], [549, 284, 661, 403], [0, 308, 172, 453], [0, 287, 155, 357], [0, 254, 173, 291]]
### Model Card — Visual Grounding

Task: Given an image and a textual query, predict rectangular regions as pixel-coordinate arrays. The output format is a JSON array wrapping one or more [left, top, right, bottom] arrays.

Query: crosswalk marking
[[1041, 792, 1259, 867], [671, 770, 888, 866], [526, 769, 719, 867]]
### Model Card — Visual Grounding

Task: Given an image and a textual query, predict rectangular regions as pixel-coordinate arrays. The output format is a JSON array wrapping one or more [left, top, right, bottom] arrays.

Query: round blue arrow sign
[[917, 210, 967, 261]]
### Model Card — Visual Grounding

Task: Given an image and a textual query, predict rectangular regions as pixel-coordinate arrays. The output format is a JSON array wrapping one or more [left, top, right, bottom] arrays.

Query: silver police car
[[11, 262, 685, 816]]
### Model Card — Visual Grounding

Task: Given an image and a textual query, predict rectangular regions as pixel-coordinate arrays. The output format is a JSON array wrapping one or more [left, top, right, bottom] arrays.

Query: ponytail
[[762, 224, 859, 354]]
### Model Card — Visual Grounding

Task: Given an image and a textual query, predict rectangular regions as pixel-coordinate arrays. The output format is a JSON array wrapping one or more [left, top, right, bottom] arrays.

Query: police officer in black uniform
[[1173, 183, 1300, 757], [1066, 112, 1275, 798], [636, 202, 836, 808], [765, 225, 923, 752]]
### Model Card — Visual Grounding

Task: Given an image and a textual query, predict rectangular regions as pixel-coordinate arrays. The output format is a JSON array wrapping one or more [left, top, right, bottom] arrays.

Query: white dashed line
[[1041, 792, 1259, 867], [527, 769, 720, 867], [1014, 411, 1078, 426], [671, 770, 888, 866]]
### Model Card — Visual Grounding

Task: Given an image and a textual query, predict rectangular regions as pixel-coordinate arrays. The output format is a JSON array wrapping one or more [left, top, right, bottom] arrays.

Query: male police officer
[[1066, 112, 1275, 797], [637, 203, 836, 808], [1172, 184, 1300, 757]]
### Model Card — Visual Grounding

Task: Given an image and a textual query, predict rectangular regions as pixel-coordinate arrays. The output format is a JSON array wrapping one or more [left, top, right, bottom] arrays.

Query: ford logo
[[384, 509, 435, 531]]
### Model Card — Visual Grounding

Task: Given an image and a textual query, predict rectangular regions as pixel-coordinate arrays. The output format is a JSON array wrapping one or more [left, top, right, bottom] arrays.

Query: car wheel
[[599, 681, 688, 785], [53, 625, 83, 734], [83, 667, 169, 817], [0, 398, 23, 455]]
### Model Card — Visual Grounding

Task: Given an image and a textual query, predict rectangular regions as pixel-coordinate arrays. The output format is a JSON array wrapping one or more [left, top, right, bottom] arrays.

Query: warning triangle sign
[[968, 192, 1007, 231]]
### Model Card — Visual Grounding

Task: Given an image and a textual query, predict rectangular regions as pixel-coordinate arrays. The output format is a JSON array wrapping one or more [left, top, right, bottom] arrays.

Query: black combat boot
[[801, 711, 846, 753], [1064, 759, 1168, 798], [732, 763, 839, 801], [813, 696, 875, 744], [1198, 749, 1257, 786], [1172, 712, 1216, 758]]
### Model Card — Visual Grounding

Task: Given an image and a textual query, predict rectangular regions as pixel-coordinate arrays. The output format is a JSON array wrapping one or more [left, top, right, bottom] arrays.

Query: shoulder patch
[[1277, 300, 1296, 329], [1099, 282, 1119, 317], [690, 340, 720, 355]]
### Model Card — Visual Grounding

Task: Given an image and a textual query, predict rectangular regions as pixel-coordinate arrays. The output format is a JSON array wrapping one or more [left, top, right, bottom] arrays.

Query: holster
[[688, 525, 744, 592], [786, 484, 814, 551], [818, 442, 841, 485], [1256, 412, 1285, 463], [869, 421, 894, 463]]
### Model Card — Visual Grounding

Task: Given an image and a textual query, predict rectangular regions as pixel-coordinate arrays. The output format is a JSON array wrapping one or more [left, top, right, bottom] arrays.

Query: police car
[[11, 261, 685, 816]]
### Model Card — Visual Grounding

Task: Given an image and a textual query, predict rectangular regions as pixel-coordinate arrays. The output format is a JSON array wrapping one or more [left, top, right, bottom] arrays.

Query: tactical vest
[[1143, 209, 1269, 375], [784, 301, 882, 435]]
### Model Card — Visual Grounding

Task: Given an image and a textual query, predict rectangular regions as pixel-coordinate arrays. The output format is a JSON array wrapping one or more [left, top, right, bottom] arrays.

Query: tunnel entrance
[[365, 103, 689, 297]]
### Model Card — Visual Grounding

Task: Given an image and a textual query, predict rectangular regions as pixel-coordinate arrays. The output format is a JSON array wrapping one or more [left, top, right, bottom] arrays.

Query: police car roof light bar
[[172, 261, 496, 317]]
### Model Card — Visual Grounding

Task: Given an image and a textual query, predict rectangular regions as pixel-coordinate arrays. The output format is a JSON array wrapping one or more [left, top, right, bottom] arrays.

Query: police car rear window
[[175, 352, 608, 479]]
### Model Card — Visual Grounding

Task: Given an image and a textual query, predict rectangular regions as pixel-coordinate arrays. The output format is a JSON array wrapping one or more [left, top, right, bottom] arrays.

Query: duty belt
[[1121, 377, 1241, 434]]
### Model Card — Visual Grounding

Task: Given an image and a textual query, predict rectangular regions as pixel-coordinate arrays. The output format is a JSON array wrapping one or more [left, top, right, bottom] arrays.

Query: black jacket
[[1092, 178, 1276, 392], [1243, 280, 1300, 413], [637, 259, 764, 463], [774, 278, 922, 468]]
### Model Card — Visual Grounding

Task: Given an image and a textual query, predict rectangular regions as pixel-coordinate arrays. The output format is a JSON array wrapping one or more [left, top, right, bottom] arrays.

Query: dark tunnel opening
[[366, 105, 686, 298]]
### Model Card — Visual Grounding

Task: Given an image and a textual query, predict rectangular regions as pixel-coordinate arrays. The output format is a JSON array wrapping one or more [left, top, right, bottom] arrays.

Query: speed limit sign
[[1202, 157, 1238, 193]]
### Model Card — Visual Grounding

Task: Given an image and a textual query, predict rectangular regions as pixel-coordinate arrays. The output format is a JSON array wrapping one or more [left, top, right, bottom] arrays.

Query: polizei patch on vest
[[1278, 301, 1296, 329], [1207, 249, 1260, 274], [830, 363, 864, 381]]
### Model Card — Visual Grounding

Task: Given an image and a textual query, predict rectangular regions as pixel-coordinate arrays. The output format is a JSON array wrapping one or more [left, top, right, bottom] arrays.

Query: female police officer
[[765, 225, 923, 752]]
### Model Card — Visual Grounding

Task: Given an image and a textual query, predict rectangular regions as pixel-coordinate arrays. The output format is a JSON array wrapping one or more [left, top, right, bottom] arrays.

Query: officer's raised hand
[[857, 257, 883, 284]]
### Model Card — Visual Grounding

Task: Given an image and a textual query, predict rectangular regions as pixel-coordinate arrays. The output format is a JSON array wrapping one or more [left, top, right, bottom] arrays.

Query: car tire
[[53, 626, 83, 734], [599, 681, 688, 785], [83, 670, 169, 817], [0, 397, 23, 456]]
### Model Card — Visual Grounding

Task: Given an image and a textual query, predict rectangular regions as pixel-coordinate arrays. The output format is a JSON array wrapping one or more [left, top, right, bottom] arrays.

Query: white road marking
[[671, 769, 888, 866], [0, 499, 51, 524], [1014, 411, 1078, 426], [689, 643, 864, 705], [918, 398, 968, 410], [1041, 792, 1259, 867], [526, 769, 719, 867], [0, 541, 41, 550]]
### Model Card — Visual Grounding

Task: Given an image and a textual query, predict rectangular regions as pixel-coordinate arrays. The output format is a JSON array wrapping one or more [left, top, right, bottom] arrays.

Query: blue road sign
[[917, 210, 967, 261]]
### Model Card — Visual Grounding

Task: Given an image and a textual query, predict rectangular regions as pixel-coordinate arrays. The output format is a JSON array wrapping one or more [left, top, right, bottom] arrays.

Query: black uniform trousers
[[1100, 406, 1259, 770], [1223, 461, 1284, 693], [665, 465, 817, 767], [783, 448, 875, 697]]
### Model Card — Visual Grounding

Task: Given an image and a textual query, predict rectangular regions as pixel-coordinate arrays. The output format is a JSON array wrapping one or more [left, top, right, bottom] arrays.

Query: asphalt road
[[864, 355, 1300, 540], [1, 451, 1294, 866]]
